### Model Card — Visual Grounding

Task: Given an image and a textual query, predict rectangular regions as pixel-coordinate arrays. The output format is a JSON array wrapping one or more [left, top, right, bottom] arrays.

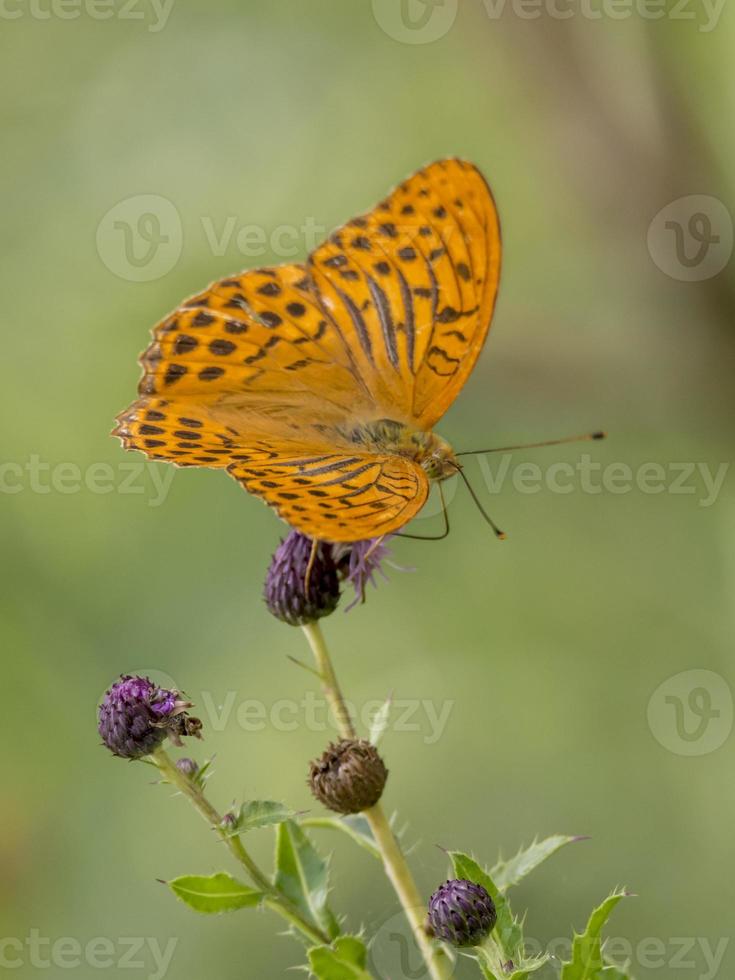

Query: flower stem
[[150, 746, 330, 947], [301, 619, 356, 739], [300, 621, 452, 980]]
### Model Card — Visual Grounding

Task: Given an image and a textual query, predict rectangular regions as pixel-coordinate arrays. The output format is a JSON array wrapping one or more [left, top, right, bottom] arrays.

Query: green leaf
[[167, 872, 262, 914], [223, 800, 292, 836], [307, 936, 371, 979], [275, 820, 340, 940], [492, 835, 583, 892], [450, 852, 548, 980], [368, 696, 392, 746], [561, 889, 632, 980], [300, 815, 380, 859]]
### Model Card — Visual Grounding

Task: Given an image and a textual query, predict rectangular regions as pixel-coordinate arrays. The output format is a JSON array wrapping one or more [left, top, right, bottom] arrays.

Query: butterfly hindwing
[[229, 452, 429, 541]]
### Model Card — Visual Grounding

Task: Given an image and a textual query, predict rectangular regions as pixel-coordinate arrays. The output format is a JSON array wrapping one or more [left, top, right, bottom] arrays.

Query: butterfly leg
[[395, 482, 451, 541], [304, 536, 319, 598]]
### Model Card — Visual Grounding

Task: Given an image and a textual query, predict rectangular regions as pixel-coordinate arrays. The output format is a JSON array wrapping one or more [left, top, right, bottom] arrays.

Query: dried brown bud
[[308, 739, 388, 814]]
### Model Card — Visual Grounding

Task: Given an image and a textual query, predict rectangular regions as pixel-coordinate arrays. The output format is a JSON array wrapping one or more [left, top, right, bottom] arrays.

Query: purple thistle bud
[[264, 531, 340, 626], [220, 811, 238, 832], [309, 739, 388, 814], [427, 879, 497, 948], [175, 757, 199, 778], [98, 675, 201, 760]]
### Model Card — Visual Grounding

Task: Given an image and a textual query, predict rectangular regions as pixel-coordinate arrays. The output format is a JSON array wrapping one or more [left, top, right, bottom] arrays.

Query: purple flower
[[334, 536, 408, 610], [264, 531, 341, 626], [427, 879, 497, 947], [98, 675, 200, 760]]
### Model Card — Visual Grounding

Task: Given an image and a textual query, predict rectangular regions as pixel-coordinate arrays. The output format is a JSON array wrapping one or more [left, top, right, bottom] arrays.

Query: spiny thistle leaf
[[307, 935, 371, 979], [491, 835, 584, 892], [275, 820, 340, 940], [222, 800, 292, 836], [560, 888, 633, 980], [166, 872, 262, 914]]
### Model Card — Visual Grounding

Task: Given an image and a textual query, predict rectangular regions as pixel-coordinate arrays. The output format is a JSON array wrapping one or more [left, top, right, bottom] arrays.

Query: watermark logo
[[648, 196, 733, 282], [0, 930, 177, 978], [0, 456, 175, 507], [0, 0, 175, 32], [648, 670, 733, 756], [369, 907, 442, 979], [371, 0, 458, 43], [97, 194, 182, 282]]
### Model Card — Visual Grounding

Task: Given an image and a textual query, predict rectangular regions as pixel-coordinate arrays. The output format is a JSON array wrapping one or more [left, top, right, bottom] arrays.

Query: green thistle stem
[[150, 746, 330, 947], [300, 621, 452, 980]]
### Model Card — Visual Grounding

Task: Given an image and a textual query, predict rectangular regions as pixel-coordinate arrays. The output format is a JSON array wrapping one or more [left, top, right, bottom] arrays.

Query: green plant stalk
[[301, 621, 453, 980], [150, 746, 330, 946]]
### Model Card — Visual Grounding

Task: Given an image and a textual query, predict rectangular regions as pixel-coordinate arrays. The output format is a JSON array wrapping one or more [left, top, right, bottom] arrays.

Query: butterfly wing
[[308, 157, 501, 429], [114, 159, 499, 539], [113, 263, 429, 540]]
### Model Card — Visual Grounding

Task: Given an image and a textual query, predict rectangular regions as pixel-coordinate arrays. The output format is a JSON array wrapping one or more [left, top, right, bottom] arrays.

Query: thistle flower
[[427, 879, 497, 947], [98, 675, 201, 760], [264, 531, 340, 626], [334, 536, 407, 610], [308, 739, 388, 814]]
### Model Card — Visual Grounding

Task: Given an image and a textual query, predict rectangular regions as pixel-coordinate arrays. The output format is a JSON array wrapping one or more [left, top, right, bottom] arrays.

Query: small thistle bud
[[309, 739, 388, 814], [220, 811, 238, 833], [176, 757, 199, 778], [98, 675, 201, 760], [264, 531, 340, 626], [427, 879, 497, 948]]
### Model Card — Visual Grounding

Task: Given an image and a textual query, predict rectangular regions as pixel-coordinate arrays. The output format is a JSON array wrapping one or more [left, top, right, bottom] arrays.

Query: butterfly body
[[114, 159, 501, 542], [337, 418, 457, 481]]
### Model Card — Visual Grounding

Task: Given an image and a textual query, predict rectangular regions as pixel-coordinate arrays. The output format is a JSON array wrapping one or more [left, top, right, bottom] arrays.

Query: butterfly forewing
[[308, 158, 501, 428]]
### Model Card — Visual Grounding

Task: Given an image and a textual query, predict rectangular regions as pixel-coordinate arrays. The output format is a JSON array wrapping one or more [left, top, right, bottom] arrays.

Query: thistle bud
[[176, 757, 199, 778], [308, 739, 388, 814], [98, 675, 201, 760], [427, 879, 497, 948], [264, 531, 340, 626]]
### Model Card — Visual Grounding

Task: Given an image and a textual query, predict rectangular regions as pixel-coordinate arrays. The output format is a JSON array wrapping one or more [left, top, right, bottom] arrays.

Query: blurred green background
[[2, 1, 734, 977]]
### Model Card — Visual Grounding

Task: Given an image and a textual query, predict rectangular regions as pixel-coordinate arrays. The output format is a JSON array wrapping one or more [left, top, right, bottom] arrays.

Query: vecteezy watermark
[[648, 196, 734, 281], [371, 0, 458, 44], [106, 670, 454, 745], [473, 454, 730, 508], [96, 193, 332, 283], [368, 910, 730, 980], [0, 931, 178, 978], [371, 0, 726, 41], [0, 455, 175, 507], [369, 905, 437, 980], [199, 691, 454, 745], [97, 195, 183, 283], [530, 935, 729, 980], [648, 670, 733, 757], [0, 0, 175, 31]]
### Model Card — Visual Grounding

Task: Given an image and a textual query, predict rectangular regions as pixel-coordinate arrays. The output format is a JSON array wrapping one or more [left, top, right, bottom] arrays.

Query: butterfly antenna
[[456, 430, 606, 456], [449, 462, 506, 540], [395, 482, 450, 541]]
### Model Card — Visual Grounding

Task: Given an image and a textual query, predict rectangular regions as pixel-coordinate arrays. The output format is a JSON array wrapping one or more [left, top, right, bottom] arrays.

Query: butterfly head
[[415, 432, 459, 483]]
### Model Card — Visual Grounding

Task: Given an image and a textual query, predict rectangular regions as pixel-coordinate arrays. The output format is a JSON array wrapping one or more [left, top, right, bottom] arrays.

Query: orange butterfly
[[114, 159, 501, 542]]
